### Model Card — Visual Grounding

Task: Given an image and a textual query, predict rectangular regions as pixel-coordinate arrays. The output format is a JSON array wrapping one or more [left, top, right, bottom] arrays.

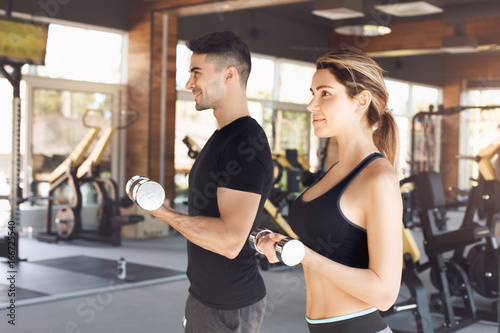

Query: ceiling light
[[442, 36, 478, 53], [312, 0, 364, 21], [335, 24, 391, 37], [375, 1, 443, 17]]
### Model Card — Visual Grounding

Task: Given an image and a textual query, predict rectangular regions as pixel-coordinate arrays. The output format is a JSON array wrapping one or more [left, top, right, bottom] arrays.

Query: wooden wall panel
[[441, 81, 461, 189], [466, 17, 500, 45], [126, 0, 196, 202]]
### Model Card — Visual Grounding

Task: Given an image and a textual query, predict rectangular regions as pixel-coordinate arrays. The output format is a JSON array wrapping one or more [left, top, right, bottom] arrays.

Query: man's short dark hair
[[186, 31, 251, 87]]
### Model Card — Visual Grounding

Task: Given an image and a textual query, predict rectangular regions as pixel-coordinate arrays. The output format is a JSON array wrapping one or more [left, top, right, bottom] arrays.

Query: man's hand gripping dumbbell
[[125, 175, 166, 211], [249, 228, 305, 267]]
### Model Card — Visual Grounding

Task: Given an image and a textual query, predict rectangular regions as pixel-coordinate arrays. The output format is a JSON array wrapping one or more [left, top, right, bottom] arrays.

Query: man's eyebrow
[[189, 66, 202, 73]]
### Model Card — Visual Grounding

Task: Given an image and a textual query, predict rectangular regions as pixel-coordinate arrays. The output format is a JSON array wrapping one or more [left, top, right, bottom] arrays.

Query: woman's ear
[[355, 90, 372, 113]]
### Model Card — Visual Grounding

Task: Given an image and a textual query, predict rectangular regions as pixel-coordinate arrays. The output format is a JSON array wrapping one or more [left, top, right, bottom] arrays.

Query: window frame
[[23, 75, 127, 199]]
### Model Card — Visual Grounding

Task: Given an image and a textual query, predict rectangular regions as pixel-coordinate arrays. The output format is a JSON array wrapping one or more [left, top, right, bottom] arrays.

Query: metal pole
[[10, 65, 22, 232], [0, 64, 22, 226], [0, 62, 22, 262], [159, 13, 168, 188]]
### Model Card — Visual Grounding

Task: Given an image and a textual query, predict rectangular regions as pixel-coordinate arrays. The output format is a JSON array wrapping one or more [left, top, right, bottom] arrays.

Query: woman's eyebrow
[[311, 85, 334, 91]]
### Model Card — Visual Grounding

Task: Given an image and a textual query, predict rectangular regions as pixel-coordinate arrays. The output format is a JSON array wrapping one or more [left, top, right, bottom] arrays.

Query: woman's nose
[[307, 98, 318, 113]]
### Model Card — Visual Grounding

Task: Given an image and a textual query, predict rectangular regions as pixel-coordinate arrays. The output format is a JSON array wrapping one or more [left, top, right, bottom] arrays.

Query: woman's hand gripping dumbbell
[[125, 175, 166, 211], [249, 228, 305, 267]]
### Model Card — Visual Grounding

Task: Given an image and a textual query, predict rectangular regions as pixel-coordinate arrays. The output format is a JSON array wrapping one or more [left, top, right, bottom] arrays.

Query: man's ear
[[223, 66, 238, 84], [355, 90, 372, 113]]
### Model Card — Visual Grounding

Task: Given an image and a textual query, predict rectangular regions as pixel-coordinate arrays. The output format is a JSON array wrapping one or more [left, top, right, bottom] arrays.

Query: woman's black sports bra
[[288, 152, 384, 268]]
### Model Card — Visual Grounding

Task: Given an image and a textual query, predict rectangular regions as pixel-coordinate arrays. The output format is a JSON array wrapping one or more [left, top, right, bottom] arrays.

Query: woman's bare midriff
[[303, 265, 373, 320]]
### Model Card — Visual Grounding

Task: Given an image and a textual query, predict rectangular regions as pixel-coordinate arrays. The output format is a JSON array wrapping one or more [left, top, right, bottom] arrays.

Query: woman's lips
[[312, 117, 325, 125]]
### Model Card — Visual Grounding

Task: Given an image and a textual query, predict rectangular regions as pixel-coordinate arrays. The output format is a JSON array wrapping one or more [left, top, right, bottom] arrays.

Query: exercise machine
[[414, 171, 492, 330], [446, 178, 500, 321], [404, 104, 500, 228], [385, 170, 498, 332], [36, 110, 144, 246]]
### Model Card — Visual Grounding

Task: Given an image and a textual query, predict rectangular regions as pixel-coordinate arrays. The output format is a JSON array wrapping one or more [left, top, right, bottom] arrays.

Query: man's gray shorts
[[183, 294, 266, 333]]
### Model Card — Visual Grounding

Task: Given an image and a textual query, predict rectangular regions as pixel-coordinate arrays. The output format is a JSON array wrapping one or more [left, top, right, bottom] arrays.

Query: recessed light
[[312, 0, 365, 20], [335, 24, 391, 37], [375, 1, 443, 17]]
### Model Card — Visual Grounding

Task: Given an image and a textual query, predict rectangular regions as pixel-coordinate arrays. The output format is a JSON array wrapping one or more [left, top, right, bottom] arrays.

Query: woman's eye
[[322, 91, 330, 96]]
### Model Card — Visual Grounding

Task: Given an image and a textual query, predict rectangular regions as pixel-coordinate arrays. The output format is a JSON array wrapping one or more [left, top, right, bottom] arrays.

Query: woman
[[257, 48, 403, 332]]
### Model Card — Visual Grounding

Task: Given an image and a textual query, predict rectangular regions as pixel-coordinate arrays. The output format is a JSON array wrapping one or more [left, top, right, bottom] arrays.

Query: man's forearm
[[150, 204, 246, 259]]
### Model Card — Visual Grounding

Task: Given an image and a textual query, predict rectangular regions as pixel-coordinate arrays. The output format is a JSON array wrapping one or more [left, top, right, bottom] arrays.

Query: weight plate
[[54, 205, 76, 239], [135, 181, 165, 211], [276, 239, 305, 267], [430, 261, 468, 297], [468, 247, 498, 298]]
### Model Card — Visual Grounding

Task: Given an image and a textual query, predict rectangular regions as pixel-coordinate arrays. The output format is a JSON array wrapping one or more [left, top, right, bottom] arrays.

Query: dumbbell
[[125, 175, 165, 211], [249, 229, 305, 267]]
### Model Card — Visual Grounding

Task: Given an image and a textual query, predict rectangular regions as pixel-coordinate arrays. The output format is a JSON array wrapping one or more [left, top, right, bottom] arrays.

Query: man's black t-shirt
[[187, 116, 273, 310]]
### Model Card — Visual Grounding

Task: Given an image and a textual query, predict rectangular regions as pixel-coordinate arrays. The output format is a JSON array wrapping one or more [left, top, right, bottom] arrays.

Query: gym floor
[[0, 208, 498, 333]]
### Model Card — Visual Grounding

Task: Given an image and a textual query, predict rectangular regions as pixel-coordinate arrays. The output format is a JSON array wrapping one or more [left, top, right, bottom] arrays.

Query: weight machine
[[404, 104, 500, 230], [36, 109, 144, 246], [387, 104, 500, 332]]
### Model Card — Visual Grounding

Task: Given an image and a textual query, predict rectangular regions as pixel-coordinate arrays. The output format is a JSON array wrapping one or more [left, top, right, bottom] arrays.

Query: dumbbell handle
[[249, 229, 305, 267], [125, 175, 165, 211]]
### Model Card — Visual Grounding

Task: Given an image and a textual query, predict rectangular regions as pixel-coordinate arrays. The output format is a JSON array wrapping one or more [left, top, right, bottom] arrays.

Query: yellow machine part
[[47, 127, 101, 183], [272, 152, 311, 171], [76, 127, 117, 178], [297, 153, 311, 170], [477, 137, 500, 181], [403, 227, 421, 265], [264, 199, 300, 239], [273, 154, 293, 169]]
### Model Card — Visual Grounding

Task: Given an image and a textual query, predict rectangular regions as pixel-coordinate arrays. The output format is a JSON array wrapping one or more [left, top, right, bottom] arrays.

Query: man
[[149, 31, 273, 332]]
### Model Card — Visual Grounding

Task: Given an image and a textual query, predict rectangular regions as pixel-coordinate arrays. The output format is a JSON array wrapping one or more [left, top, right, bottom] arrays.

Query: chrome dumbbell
[[249, 229, 305, 267], [125, 175, 165, 211]]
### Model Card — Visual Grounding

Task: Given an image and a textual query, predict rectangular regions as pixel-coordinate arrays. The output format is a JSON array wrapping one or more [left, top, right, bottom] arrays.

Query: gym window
[[386, 79, 442, 178], [23, 23, 125, 84]]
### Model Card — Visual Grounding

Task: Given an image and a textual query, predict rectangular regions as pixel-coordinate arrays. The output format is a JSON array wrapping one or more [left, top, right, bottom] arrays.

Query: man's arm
[[150, 187, 261, 259]]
